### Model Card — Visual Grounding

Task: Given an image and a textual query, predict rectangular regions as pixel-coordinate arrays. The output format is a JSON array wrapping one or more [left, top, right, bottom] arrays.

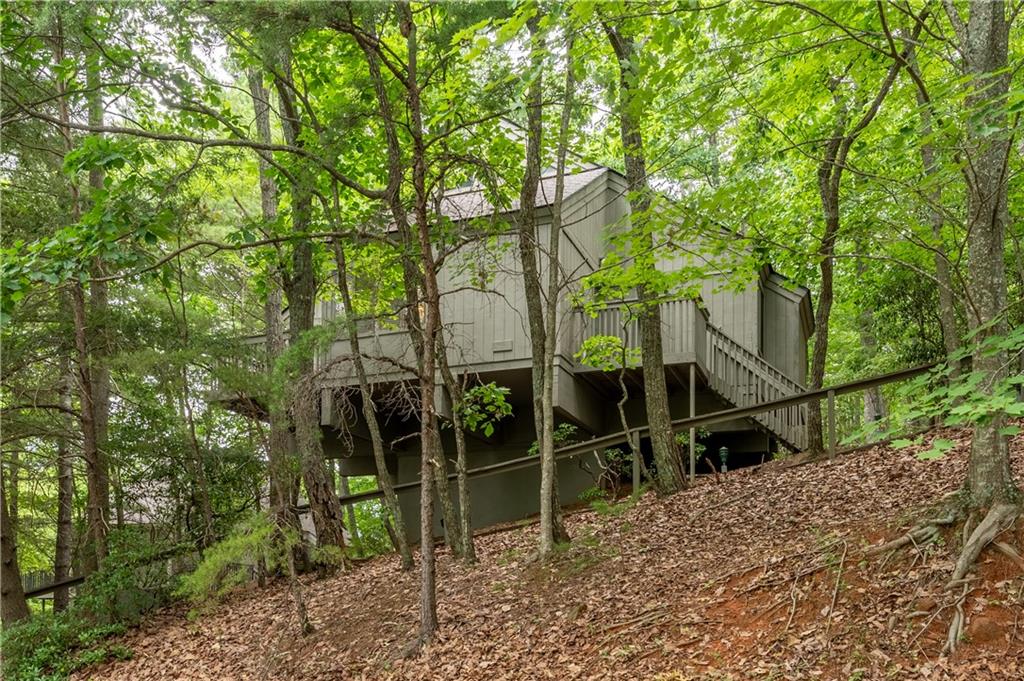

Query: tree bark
[[905, 48, 962, 368], [332, 240, 414, 569], [274, 53, 347, 555], [54, 360, 75, 611], [52, 11, 108, 573], [246, 69, 304, 546], [518, 19, 571, 556], [603, 23, 681, 493], [855, 257, 887, 428], [401, 6, 441, 643], [85, 38, 112, 557], [0, 481, 30, 626], [437, 347, 476, 563], [953, 0, 1020, 507], [804, 29, 916, 453]]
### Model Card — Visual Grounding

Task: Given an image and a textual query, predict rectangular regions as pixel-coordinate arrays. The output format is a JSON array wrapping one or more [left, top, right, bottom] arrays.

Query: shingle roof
[[438, 164, 607, 222]]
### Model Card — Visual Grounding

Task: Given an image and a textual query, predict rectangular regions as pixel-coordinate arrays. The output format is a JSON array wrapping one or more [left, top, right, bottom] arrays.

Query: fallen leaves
[[75, 424, 1024, 681]]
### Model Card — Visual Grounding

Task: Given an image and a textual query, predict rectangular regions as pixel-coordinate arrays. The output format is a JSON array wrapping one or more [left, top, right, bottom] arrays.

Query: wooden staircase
[[705, 324, 807, 452]]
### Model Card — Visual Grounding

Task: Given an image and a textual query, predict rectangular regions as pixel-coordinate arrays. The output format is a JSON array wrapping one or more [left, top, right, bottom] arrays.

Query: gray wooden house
[[227, 164, 813, 538]]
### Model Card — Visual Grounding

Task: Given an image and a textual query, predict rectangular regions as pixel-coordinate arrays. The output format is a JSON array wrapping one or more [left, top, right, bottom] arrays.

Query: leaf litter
[[76, 424, 1024, 680]]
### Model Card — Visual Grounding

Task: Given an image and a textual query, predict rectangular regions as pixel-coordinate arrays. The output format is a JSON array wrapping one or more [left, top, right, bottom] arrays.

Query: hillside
[[78, 427, 1024, 681]]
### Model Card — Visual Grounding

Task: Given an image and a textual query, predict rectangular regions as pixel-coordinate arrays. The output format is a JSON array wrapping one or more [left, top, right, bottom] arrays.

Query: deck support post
[[630, 430, 641, 498], [827, 389, 837, 459], [689, 364, 696, 483]]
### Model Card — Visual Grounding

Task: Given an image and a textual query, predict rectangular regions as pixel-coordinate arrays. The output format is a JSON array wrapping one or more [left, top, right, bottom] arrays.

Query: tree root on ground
[[942, 503, 1020, 655], [867, 502, 1022, 656], [864, 513, 958, 557]]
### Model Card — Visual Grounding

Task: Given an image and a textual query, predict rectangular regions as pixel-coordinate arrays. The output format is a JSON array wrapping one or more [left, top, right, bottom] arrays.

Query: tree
[[0, 480, 30, 626], [601, 17, 683, 493], [516, 8, 575, 557]]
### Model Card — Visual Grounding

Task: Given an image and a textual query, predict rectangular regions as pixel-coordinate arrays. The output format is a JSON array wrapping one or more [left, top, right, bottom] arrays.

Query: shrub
[[175, 512, 284, 604], [1, 534, 177, 681]]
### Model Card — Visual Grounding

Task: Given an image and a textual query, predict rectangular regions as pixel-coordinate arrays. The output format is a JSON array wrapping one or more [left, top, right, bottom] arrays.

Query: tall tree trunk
[[544, 38, 577, 541], [86, 41, 112, 560], [52, 13, 108, 573], [249, 67, 313, 628], [247, 68, 303, 538], [604, 23, 681, 493], [518, 19, 562, 556], [953, 0, 1019, 508], [274, 56, 347, 556], [906, 48, 962, 368], [1, 481, 30, 626], [332, 240, 414, 569], [804, 31, 914, 454], [54, 361, 75, 611], [402, 7, 441, 644]]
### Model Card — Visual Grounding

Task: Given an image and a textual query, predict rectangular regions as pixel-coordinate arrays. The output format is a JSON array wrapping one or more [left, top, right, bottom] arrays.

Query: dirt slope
[[79, 427, 1024, 680]]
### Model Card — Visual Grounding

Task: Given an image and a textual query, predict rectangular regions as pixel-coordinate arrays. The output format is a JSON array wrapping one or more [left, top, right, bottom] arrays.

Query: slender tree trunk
[[955, 0, 1019, 508], [855, 257, 886, 428], [403, 8, 441, 644], [1, 481, 30, 626], [332, 240, 414, 569], [85, 31, 112, 553], [544, 42, 577, 543], [604, 23, 681, 493], [804, 35, 914, 453], [518, 20, 559, 555], [54, 361, 75, 611], [248, 66, 308, 590], [247, 69, 303, 546], [178, 374, 214, 548], [437, 350, 476, 563], [52, 14, 107, 573], [906, 49, 962, 367]]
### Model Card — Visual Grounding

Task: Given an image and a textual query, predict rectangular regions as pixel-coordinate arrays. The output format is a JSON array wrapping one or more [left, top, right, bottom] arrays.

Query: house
[[224, 164, 813, 540]]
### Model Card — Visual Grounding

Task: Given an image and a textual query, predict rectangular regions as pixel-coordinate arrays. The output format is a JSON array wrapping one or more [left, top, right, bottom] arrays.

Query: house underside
[[313, 288, 811, 541]]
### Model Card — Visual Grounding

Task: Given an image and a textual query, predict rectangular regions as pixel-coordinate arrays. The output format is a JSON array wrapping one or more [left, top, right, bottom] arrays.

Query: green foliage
[[589, 494, 639, 518], [458, 382, 513, 437], [578, 485, 608, 503], [671, 428, 712, 458], [0, 614, 129, 681], [343, 476, 397, 559], [575, 334, 640, 371], [528, 422, 579, 457], [0, 536, 177, 681], [848, 326, 1024, 459], [175, 512, 283, 604]]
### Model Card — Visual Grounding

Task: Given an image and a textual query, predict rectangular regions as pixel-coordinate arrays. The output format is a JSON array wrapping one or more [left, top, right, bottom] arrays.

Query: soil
[[76, 425, 1024, 680]]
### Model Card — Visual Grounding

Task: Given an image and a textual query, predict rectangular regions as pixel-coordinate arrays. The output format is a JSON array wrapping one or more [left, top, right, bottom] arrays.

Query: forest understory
[[76, 425, 1024, 681]]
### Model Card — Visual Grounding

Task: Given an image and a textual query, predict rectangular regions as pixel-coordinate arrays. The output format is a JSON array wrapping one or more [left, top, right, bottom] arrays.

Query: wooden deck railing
[[706, 324, 807, 451]]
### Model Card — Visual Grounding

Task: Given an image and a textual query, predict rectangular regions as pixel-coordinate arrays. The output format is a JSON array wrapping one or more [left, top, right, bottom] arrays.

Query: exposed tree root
[[941, 503, 1020, 655], [866, 500, 1022, 656], [946, 503, 1019, 588], [864, 513, 958, 557]]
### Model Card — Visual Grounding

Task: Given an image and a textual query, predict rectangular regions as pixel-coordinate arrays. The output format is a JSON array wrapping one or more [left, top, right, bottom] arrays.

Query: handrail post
[[827, 389, 837, 459]]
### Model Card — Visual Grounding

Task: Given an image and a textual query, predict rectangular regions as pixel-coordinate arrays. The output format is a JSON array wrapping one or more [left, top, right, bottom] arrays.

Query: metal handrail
[[299, 361, 938, 510]]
